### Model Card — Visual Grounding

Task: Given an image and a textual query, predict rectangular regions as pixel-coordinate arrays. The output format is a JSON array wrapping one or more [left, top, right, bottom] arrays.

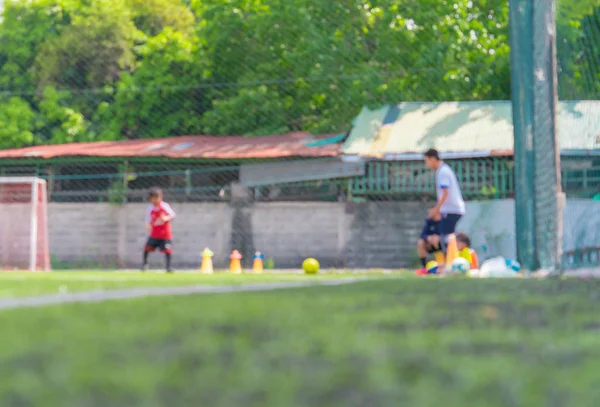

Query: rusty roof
[[0, 132, 342, 160]]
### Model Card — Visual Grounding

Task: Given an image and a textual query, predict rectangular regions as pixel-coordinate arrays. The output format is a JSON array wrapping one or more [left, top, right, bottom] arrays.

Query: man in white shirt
[[417, 149, 466, 272]]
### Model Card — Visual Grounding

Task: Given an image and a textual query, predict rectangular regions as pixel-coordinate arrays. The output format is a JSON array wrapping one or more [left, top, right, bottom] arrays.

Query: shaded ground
[[1, 278, 600, 406]]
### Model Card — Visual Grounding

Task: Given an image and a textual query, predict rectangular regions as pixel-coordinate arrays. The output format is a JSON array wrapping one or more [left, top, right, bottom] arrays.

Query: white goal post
[[0, 177, 51, 271]]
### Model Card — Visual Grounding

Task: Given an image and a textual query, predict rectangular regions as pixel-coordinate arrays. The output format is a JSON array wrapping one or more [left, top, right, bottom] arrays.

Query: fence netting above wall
[[0, 156, 598, 204]]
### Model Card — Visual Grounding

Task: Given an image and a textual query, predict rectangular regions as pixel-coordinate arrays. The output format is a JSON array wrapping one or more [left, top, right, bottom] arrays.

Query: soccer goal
[[0, 177, 51, 271]]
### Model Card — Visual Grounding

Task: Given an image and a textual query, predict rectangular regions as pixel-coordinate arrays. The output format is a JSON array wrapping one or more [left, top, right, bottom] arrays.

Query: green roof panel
[[341, 105, 392, 156], [341, 101, 600, 159], [559, 101, 600, 151], [385, 101, 514, 154]]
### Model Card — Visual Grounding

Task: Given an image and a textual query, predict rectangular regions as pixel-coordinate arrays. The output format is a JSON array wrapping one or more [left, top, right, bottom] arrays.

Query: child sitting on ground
[[456, 232, 479, 270]]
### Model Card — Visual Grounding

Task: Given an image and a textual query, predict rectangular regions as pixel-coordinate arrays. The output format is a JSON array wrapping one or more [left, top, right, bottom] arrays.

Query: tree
[[38, 87, 92, 144], [34, 0, 139, 93], [0, 97, 38, 148], [202, 86, 290, 136], [126, 0, 195, 37], [101, 28, 205, 139], [193, 0, 513, 136], [0, 0, 73, 93], [557, 2, 600, 99], [0, 0, 597, 148]]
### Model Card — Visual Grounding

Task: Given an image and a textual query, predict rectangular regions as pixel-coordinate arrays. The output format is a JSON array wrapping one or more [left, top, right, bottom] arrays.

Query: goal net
[[0, 177, 50, 271]]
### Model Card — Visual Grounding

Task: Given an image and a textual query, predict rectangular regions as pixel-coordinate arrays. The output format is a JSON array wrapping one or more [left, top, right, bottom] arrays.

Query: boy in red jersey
[[142, 187, 176, 272]]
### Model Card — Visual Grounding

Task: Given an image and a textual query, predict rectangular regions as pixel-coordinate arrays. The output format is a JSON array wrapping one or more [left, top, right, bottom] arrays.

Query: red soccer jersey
[[146, 201, 176, 240]]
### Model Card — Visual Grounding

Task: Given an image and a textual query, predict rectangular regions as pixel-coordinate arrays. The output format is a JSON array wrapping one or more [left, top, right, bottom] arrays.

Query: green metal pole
[[510, 0, 562, 272], [532, 0, 562, 271], [509, 0, 538, 271]]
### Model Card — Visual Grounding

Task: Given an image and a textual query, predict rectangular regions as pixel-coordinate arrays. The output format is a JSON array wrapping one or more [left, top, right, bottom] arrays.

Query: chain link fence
[[1, 157, 515, 204], [0, 0, 598, 270], [1, 156, 598, 202]]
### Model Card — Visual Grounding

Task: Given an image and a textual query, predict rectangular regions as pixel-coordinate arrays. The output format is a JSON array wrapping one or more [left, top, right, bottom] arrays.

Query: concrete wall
[[46, 199, 600, 269], [48, 203, 234, 268], [46, 201, 425, 269], [458, 199, 600, 261]]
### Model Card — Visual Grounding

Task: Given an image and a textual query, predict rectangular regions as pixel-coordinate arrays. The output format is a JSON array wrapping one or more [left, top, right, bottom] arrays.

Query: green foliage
[[105, 28, 205, 139], [195, 0, 513, 135], [201, 86, 290, 136], [34, 0, 139, 92], [126, 0, 195, 37], [0, 0, 597, 148], [557, 4, 600, 99], [0, 0, 73, 92], [38, 87, 92, 144], [0, 97, 38, 148]]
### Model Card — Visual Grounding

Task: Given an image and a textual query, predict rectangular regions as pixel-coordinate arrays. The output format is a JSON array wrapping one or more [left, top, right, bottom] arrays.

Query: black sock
[[420, 257, 426, 267], [165, 253, 172, 270], [143, 251, 149, 266]]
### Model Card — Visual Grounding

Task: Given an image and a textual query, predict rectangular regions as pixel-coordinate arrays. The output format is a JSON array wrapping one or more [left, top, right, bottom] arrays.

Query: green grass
[[0, 270, 399, 298], [1, 277, 600, 406]]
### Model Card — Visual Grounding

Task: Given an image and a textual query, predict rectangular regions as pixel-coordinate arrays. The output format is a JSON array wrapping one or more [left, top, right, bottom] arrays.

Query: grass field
[[0, 270, 395, 298], [1, 273, 600, 406]]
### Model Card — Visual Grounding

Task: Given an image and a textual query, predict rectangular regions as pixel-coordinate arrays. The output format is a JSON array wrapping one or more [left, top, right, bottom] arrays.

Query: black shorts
[[145, 238, 173, 254], [420, 218, 441, 241], [440, 213, 462, 236]]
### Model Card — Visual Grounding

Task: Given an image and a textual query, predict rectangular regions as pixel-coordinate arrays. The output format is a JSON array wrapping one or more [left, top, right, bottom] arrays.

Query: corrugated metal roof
[[342, 101, 600, 159], [0, 132, 341, 160]]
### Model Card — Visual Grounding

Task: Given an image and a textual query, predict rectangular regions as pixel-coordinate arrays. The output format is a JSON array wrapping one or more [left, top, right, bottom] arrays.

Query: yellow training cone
[[200, 248, 214, 274], [229, 250, 243, 274]]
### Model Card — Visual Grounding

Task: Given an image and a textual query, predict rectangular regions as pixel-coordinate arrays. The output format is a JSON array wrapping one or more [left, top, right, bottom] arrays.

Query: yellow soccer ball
[[425, 260, 439, 274], [302, 258, 320, 274]]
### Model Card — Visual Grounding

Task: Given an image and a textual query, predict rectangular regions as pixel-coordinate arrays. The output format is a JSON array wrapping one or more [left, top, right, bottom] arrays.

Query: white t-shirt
[[436, 163, 465, 215]]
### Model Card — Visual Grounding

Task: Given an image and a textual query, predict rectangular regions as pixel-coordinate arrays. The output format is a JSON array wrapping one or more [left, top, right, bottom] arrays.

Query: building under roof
[[1, 101, 598, 202], [341, 100, 600, 200]]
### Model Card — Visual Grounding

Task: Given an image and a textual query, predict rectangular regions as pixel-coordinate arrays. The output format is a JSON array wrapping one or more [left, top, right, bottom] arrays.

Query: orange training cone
[[470, 249, 479, 270], [434, 250, 445, 265], [253, 252, 264, 273], [200, 248, 214, 274], [229, 250, 243, 274], [445, 234, 459, 271]]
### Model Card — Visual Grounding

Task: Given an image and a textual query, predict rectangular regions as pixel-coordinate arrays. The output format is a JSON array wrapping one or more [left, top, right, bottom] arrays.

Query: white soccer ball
[[451, 257, 471, 274]]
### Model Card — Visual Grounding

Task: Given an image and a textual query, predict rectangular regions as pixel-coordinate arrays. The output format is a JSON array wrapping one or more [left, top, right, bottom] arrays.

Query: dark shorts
[[145, 238, 173, 254], [440, 213, 462, 236], [420, 218, 442, 253], [420, 218, 441, 241]]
